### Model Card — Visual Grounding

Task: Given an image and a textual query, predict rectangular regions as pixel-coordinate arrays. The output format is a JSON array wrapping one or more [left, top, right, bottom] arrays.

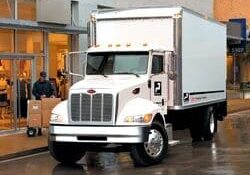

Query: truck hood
[[70, 75, 148, 93]]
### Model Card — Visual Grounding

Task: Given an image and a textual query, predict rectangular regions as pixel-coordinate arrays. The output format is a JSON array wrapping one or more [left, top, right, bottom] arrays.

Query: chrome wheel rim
[[144, 129, 164, 158], [209, 112, 215, 134]]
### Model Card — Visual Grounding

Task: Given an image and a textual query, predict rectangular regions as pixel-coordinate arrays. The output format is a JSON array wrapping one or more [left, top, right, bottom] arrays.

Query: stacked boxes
[[27, 100, 42, 128], [41, 98, 61, 128], [27, 98, 61, 128]]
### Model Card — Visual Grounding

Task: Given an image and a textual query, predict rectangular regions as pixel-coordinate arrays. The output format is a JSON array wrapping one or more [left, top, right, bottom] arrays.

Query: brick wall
[[214, 0, 250, 24]]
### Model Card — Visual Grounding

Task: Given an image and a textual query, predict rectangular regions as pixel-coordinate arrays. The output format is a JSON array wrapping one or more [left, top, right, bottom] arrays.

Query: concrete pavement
[[0, 98, 250, 161], [0, 129, 48, 161]]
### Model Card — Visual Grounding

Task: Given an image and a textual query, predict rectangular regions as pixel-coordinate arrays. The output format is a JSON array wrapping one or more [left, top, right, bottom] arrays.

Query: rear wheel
[[189, 107, 217, 142], [201, 107, 217, 140], [189, 110, 202, 141], [130, 121, 168, 166], [49, 141, 85, 164]]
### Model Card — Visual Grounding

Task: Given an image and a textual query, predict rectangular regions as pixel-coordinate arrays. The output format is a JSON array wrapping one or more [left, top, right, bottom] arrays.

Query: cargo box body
[[90, 7, 226, 110]]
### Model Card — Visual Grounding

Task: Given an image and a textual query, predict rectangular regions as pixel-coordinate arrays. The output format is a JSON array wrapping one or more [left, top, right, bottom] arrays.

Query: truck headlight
[[124, 113, 152, 123], [50, 113, 64, 123]]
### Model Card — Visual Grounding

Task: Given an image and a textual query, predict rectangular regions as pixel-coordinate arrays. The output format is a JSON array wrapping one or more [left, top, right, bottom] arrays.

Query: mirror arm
[[66, 51, 86, 78]]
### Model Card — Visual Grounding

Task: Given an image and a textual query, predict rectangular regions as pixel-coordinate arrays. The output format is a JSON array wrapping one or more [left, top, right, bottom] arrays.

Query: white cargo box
[[90, 7, 226, 109]]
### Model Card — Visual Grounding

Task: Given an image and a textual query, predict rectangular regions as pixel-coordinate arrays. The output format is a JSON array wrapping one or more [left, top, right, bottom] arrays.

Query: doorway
[[0, 54, 36, 132], [49, 33, 71, 100]]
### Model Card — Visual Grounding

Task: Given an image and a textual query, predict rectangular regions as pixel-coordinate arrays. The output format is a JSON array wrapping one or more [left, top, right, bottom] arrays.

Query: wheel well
[[153, 113, 165, 125]]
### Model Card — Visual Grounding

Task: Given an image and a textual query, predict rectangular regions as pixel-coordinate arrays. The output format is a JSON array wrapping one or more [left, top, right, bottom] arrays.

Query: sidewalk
[[228, 98, 250, 113], [0, 97, 250, 161], [0, 129, 48, 161]]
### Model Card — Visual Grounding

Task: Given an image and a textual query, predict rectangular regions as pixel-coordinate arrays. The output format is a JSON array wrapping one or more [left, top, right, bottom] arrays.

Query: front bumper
[[49, 124, 150, 143]]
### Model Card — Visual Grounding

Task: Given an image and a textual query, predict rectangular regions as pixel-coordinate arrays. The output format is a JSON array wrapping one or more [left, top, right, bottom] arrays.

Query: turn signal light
[[143, 114, 152, 123]]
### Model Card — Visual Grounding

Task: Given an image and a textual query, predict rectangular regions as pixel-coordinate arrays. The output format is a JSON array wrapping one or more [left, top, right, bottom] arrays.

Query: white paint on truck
[[181, 10, 226, 107], [49, 7, 227, 166]]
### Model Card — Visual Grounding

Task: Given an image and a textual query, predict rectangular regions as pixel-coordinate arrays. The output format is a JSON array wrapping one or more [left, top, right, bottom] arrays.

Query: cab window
[[152, 55, 164, 74]]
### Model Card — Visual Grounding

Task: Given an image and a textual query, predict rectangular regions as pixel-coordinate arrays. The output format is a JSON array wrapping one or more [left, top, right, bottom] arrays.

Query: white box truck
[[49, 7, 227, 166]]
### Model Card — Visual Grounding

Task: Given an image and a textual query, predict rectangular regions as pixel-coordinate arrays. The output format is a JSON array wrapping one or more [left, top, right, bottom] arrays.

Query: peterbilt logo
[[87, 89, 96, 94]]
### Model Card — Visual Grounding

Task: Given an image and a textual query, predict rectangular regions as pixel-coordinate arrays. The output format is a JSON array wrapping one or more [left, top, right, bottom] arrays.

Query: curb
[[0, 147, 48, 162], [228, 108, 250, 114]]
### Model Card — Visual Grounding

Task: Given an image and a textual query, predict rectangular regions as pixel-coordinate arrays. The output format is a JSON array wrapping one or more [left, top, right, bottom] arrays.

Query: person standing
[[32, 71, 55, 135], [32, 71, 55, 100], [17, 78, 27, 118]]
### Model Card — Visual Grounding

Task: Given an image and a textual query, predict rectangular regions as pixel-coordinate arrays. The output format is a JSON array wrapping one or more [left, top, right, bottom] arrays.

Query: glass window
[[0, 0, 14, 18], [87, 52, 148, 75], [16, 30, 43, 54], [49, 33, 70, 77], [18, 0, 36, 20], [0, 29, 14, 53], [49, 33, 71, 100], [152, 55, 164, 74], [114, 55, 148, 74], [35, 56, 44, 80]]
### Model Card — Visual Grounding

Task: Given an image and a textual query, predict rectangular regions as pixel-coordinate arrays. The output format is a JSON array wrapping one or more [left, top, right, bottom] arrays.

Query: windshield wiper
[[115, 72, 140, 77], [101, 72, 108, 78]]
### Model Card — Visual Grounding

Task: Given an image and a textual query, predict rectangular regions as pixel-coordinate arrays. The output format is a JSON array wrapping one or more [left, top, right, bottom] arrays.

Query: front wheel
[[130, 121, 168, 166], [49, 141, 85, 164]]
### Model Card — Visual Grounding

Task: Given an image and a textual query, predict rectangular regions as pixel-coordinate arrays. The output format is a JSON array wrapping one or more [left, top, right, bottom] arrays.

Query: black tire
[[27, 127, 37, 137], [49, 141, 85, 165], [37, 128, 42, 136], [189, 110, 203, 142], [189, 107, 217, 142], [130, 121, 168, 166], [201, 107, 217, 141]]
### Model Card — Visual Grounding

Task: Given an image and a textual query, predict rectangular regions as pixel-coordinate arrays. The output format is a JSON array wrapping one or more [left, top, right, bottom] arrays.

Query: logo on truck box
[[154, 82, 162, 96]]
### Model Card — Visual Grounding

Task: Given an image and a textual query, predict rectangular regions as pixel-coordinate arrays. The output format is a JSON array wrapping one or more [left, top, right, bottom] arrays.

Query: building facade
[[214, 0, 250, 89], [0, 0, 84, 131]]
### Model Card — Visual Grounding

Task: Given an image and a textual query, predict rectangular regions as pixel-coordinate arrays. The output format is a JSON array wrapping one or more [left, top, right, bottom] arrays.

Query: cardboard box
[[28, 113, 42, 127], [28, 100, 41, 114], [41, 98, 61, 128], [42, 110, 52, 128]]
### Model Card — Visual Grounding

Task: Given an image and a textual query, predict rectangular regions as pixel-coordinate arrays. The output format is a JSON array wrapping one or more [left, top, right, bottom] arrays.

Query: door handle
[[148, 79, 151, 88]]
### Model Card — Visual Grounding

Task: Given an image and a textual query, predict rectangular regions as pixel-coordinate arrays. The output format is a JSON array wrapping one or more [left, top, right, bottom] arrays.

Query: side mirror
[[66, 52, 87, 78]]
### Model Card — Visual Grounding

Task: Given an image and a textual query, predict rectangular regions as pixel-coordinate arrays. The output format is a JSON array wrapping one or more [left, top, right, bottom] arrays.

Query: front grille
[[70, 93, 113, 124]]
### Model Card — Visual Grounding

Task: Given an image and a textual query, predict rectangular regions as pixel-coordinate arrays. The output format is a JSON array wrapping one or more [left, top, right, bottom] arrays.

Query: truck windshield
[[86, 52, 148, 75]]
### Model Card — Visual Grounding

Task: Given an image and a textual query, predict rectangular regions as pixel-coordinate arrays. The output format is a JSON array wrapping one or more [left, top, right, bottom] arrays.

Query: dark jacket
[[32, 79, 54, 100]]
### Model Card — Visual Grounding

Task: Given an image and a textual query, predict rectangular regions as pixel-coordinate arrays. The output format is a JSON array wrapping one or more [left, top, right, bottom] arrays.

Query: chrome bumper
[[49, 125, 149, 143]]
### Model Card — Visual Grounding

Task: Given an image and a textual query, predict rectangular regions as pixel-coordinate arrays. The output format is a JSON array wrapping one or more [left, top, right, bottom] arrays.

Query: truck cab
[[49, 45, 174, 166]]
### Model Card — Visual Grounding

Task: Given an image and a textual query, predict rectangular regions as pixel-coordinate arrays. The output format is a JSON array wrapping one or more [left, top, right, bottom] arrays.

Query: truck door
[[150, 52, 168, 113]]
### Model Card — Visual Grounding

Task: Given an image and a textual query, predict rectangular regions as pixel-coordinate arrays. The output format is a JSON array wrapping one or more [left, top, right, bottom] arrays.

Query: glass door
[[0, 57, 35, 131]]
